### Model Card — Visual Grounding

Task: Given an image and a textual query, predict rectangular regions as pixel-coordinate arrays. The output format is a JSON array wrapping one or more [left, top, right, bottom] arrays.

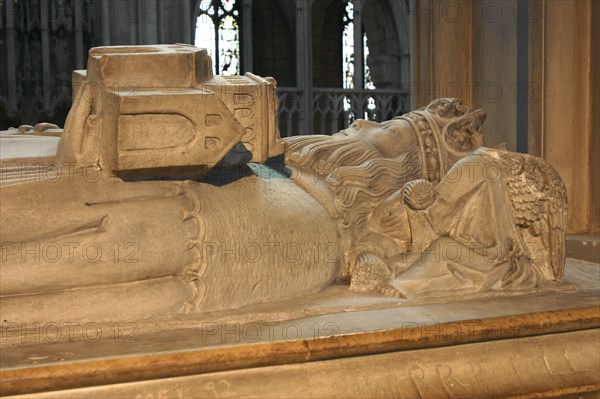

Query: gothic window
[[363, 33, 374, 90], [342, 1, 354, 89], [342, 1, 375, 90], [195, 0, 240, 75]]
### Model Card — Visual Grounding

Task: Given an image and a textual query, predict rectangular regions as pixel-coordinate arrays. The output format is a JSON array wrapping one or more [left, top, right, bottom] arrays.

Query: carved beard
[[285, 134, 422, 249]]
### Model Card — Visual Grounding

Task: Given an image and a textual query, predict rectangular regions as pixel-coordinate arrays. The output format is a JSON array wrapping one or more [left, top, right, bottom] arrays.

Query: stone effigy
[[1, 45, 597, 399], [0, 45, 568, 323], [286, 101, 568, 299]]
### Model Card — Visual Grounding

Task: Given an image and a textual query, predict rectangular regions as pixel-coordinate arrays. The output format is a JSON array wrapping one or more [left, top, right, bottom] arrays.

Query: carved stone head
[[284, 98, 487, 278], [394, 97, 486, 184], [285, 98, 486, 184]]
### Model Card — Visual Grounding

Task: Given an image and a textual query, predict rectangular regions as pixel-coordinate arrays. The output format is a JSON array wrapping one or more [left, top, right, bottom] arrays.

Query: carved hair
[[325, 147, 421, 234], [285, 130, 422, 277]]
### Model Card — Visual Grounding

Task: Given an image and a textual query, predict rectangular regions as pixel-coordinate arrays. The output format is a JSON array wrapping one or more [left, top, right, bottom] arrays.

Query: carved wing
[[505, 154, 568, 279]]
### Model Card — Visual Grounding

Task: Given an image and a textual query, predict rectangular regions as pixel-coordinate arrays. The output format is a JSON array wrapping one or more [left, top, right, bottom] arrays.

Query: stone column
[[352, 0, 364, 90], [127, 0, 138, 45], [41, 0, 51, 111], [181, 0, 192, 44], [74, 0, 84, 69], [136, 0, 160, 44], [295, 0, 313, 135], [408, 0, 418, 110], [241, 0, 253, 73], [529, 0, 599, 233], [157, 0, 165, 44], [472, 0, 517, 151], [101, 0, 111, 45], [5, 0, 16, 115]]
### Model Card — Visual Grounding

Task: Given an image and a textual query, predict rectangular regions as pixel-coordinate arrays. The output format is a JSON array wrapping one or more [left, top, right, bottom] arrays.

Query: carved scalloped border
[[177, 181, 208, 313]]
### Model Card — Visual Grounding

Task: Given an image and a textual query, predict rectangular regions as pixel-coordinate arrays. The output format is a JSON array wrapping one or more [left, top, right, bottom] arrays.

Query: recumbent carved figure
[[0, 45, 567, 323]]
